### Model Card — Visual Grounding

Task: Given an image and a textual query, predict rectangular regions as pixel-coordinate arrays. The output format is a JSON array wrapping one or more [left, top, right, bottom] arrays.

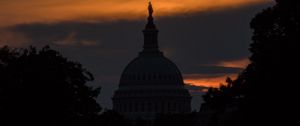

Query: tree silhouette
[[0, 46, 101, 126], [98, 110, 133, 126], [202, 0, 299, 125], [152, 113, 198, 126]]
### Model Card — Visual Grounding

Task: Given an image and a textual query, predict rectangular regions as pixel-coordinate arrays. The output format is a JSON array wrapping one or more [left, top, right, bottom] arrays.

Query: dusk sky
[[0, 0, 273, 110]]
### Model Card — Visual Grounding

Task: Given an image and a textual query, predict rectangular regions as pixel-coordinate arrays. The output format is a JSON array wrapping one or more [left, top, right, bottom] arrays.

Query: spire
[[146, 1, 156, 29], [142, 1, 160, 53]]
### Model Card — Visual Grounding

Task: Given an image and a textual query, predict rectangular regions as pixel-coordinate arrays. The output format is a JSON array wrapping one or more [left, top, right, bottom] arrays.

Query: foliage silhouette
[[0, 46, 101, 126], [98, 110, 133, 126], [202, 0, 299, 125], [153, 113, 198, 126]]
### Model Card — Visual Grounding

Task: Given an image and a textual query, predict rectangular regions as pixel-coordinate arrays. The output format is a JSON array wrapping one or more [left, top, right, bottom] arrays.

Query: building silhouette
[[112, 2, 191, 119]]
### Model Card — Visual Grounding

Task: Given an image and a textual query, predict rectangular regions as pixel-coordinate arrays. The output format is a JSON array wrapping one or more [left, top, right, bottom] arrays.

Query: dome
[[119, 52, 184, 87], [112, 2, 191, 119]]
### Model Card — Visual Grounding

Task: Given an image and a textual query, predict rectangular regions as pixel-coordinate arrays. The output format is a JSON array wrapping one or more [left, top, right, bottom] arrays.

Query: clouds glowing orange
[[216, 58, 250, 68], [184, 74, 238, 89], [184, 58, 250, 91], [0, 0, 271, 27]]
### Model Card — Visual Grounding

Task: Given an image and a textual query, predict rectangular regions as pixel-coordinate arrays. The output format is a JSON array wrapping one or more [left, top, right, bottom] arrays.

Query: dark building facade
[[112, 2, 191, 119]]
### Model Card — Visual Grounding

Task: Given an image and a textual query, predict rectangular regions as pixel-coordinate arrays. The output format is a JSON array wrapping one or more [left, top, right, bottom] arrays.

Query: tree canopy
[[202, 0, 299, 125], [0, 46, 101, 126]]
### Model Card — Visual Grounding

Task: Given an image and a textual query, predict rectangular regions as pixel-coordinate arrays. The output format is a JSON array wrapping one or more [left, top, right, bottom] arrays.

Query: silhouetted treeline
[[153, 112, 198, 126], [0, 46, 200, 126], [201, 0, 299, 126], [0, 46, 101, 126], [97, 111, 199, 126]]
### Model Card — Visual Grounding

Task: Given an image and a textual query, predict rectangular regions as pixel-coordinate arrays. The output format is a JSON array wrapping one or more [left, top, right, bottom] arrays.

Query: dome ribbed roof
[[119, 52, 184, 87]]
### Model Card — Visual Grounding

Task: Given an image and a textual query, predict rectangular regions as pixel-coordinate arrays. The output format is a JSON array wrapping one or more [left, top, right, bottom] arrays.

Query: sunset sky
[[0, 0, 273, 110], [0, 0, 270, 27]]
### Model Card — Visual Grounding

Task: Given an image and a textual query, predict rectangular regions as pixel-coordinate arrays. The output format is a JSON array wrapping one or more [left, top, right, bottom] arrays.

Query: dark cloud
[[3, 3, 270, 110], [185, 84, 210, 93], [183, 66, 243, 75]]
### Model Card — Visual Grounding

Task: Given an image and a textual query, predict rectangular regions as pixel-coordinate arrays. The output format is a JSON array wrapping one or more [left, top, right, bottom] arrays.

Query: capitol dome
[[119, 52, 184, 87], [112, 2, 191, 119]]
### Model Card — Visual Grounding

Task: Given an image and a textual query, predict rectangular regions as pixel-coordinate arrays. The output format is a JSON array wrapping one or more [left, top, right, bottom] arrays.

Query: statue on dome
[[148, 1, 153, 17]]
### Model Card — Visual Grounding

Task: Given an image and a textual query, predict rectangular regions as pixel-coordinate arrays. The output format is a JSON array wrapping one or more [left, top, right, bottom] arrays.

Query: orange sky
[[0, 0, 259, 91], [184, 73, 238, 88], [0, 0, 271, 28], [216, 58, 250, 68], [184, 58, 249, 91]]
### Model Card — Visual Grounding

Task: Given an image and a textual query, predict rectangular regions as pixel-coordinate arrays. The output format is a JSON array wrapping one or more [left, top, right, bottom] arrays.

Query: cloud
[[0, 29, 30, 47], [215, 58, 250, 68], [185, 84, 210, 93], [182, 57, 247, 89], [184, 73, 238, 88], [3, 22, 105, 47], [53, 32, 99, 46], [0, 0, 272, 27], [53, 32, 78, 46], [182, 66, 243, 75], [80, 40, 98, 46]]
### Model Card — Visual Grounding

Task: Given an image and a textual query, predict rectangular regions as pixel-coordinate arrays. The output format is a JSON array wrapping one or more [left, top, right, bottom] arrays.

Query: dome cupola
[[112, 2, 191, 119]]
